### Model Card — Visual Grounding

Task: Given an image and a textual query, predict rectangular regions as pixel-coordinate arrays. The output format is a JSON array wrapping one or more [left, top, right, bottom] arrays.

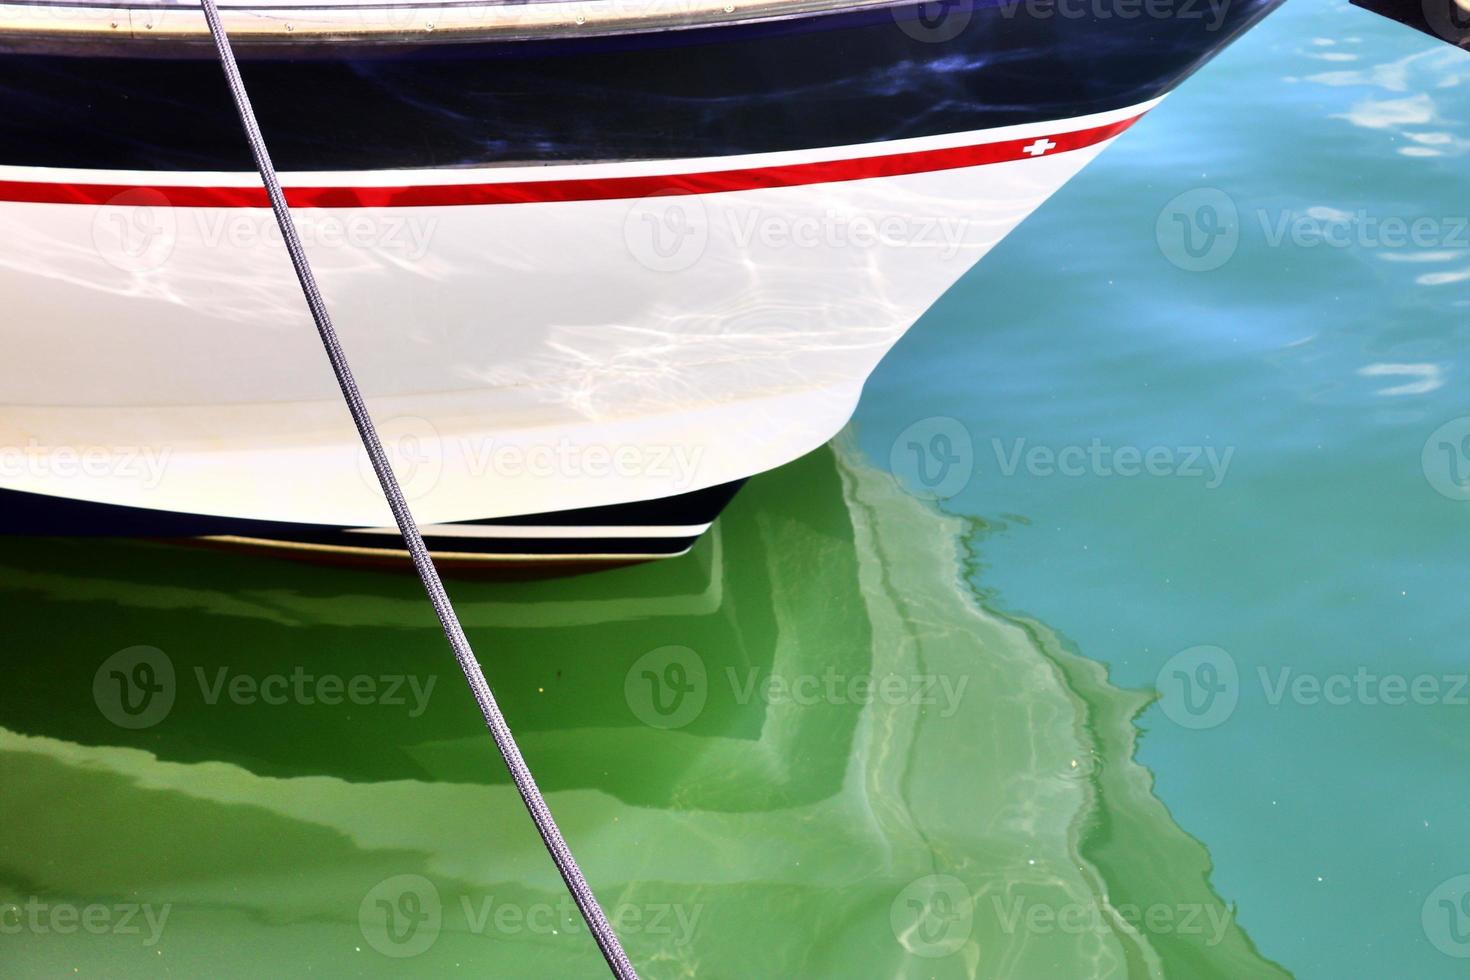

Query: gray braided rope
[[195, 5, 638, 975]]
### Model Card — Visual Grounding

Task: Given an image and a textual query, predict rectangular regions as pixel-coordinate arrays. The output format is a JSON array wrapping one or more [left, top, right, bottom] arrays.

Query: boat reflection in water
[[0, 443, 1285, 977]]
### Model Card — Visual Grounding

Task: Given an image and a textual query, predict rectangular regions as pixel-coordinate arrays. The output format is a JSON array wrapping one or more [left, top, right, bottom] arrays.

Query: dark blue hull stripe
[[0, 481, 744, 558], [0, 0, 1282, 172]]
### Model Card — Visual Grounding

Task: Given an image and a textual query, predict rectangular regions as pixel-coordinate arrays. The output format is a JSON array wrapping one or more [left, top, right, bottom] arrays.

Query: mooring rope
[[195, 5, 638, 976]]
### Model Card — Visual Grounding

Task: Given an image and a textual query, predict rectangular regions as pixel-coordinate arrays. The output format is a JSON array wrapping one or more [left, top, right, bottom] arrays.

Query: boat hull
[[0, 0, 1282, 561]]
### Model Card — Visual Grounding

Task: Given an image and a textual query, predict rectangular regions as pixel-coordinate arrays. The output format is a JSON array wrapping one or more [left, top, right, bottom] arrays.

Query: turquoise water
[[859, 2, 1470, 976], [4, 3, 1469, 978]]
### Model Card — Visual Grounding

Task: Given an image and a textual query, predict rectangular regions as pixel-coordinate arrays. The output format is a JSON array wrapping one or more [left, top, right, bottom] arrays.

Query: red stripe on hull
[[0, 115, 1141, 208]]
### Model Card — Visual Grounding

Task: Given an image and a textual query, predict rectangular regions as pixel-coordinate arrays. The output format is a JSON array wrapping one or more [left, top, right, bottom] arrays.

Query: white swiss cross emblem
[[1022, 138, 1057, 157]]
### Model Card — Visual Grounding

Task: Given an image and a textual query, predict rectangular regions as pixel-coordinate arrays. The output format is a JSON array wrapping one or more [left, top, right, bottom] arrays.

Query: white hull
[[0, 100, 1154, 529]]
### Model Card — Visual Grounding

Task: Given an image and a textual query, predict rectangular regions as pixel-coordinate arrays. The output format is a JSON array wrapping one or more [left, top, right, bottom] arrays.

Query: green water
[[0, 446, 1286, 978], [6, 2, 1470, 977]]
